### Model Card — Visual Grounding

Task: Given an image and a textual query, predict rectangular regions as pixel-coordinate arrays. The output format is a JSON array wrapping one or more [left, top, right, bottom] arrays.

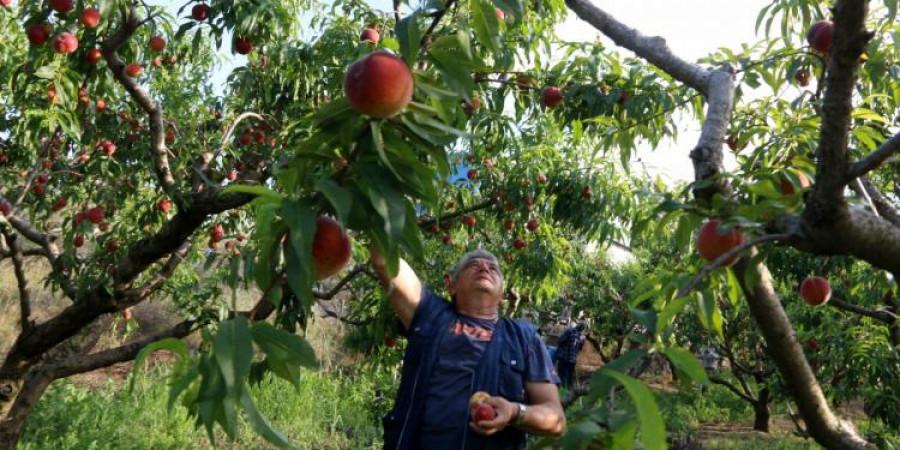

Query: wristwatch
[[513, 402, 527, 426]]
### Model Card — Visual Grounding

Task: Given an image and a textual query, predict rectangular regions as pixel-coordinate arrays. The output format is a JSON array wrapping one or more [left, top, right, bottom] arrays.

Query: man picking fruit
[[371, 248, 566, 449]]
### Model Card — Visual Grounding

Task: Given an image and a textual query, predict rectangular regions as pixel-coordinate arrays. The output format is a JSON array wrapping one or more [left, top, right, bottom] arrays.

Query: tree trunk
[[0, 369, 51, 450], [735, 252, 874, 449], [753, 387, 771, 432], [0, 316, 108, 449]]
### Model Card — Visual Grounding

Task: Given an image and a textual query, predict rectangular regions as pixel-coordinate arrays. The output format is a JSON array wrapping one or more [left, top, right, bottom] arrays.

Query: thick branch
[[113, 188, 255, 287], [807, 0, 870, 210], [847, 128, 900, 180], [564, 0, 708, 92], [0, 189, 255, 376], [48, 320, 195, 379], [856, 176, 900, 227], [1, 232, 32, 335], [795, 207, 900, 275], [829, 296, 898, 323], [119, 240, 191, 305], [102, 2, 176, 195]]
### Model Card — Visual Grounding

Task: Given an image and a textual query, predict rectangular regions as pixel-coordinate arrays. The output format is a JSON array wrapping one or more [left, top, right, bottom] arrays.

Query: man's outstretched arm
[[369, 246, 422, 330]]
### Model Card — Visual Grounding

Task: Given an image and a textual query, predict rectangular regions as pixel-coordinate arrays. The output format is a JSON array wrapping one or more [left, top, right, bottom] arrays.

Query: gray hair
[[450, 249, 503, 288]]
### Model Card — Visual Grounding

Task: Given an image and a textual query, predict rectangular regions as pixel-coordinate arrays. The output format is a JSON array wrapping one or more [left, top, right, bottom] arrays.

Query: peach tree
[[2, 0, 900, 449]]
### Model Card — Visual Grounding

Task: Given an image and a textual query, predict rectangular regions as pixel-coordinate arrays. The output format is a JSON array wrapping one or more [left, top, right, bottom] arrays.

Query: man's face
[[450, 257, 504, 301]]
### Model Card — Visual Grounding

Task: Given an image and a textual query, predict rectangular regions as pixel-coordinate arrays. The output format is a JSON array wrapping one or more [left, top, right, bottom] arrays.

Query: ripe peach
[[80, 8, 100, 28], [360, 28, 379, 44], [311, 216, 352, 280], [233, 37, 253, 55], [52, 32, 78, 54], [343, 51, 413, 119], [86, 206, 105, 224], [779, 172, 810, 196], [513, 238, 525, 250], [191, 3, 209, 20], [800, 276, 831, 306], [84, 48, 102, 64], [149, 36, 166, 52], [124, 63, 143, 77], [49, 0, 74, 14], [27, 24, 51, 46], [806, 20, 833, 54], [697, 219, 745, 266], [542, 86, 563, 108]]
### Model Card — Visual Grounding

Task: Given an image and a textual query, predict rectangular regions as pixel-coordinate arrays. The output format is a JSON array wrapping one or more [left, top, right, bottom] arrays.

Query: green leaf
[[129, 337, 190, 394], [370, 120, 402, 179], [252, 204, 285, 291], [585, 349, 647, 406], [630, 307, 657, 335], [600, 369, 666, 450], [663, 347, 711, 386], [469, 0, 502, 54], [251, 322, 318, 369], [656, 295, 690, 336], [212, 316, 254, 395], [558, 420, 604, 449], [282, 199, 317, 310], [222, 184, 284, 203], [315, 178, 353, 224], [240, 387, 297, 449], [395, 11, 422, 66], [168, 364, 199, 411], [428, 35, 477, 97], [34, 65, 57, 79], [363, 175, 407, 242]]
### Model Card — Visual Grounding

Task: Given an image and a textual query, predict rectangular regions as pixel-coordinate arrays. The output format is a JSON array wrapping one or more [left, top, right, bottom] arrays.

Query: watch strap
[[513, 402, 527, 426]]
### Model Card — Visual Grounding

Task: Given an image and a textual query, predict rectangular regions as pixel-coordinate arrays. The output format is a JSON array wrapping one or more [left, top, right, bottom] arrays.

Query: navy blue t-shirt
[[414, 290, 559, 449]]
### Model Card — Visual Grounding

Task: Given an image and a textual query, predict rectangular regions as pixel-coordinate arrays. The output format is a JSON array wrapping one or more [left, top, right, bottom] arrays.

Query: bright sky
[[164, 0, 772, 183]]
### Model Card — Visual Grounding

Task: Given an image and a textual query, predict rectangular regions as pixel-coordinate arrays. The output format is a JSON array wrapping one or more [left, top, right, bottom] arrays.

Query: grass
[[20, 365, 384, 450]]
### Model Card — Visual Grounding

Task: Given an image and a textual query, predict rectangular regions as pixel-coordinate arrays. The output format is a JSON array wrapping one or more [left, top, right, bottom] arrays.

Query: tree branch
[[847, 131, 900, 180], [417, 199, 493, 229], [118, 240, 192, 305], [48, 320, 196, 380], [828, 296, 898, 323], [316, 301, 367, 326], [0, 188, 257, 376], [564, 0, 708, 93], [313, 264, 372, 300], [709, 375, 756, 404], [13, 130, 61, 207], [855, 176, 900, 227], [1, 231, 32, 335], [419, 0, 455, 53], [102, 1, 176, 196], [806, 0, 871, 211]]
